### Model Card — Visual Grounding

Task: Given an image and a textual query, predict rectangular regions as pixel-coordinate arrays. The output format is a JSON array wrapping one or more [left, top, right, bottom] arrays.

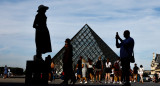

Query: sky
[[0, 0, 160, 70]]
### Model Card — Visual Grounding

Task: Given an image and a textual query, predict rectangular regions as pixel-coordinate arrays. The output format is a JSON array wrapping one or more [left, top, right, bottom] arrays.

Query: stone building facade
[[151, 53, 160, 74]]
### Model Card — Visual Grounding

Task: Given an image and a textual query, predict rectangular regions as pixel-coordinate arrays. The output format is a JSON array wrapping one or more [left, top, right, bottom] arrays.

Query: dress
[[82, 62, 87, 78], [138, 67, 144, 75], [33, 13, 52, 54], [4, 67, 8, 75], [105, 62, 111, 73]]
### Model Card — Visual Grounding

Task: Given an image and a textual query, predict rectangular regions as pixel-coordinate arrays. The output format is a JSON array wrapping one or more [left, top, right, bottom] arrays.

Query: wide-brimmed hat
[[37, 5, 49, 12]]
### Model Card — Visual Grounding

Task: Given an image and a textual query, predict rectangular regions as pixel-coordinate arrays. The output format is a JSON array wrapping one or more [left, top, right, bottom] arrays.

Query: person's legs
[[91, 74, 94, 82], [81, 77, 83, 83], [99, 74, 101, 81], [105, 73, 107, 83], [119, 76, 122, 84], [96, 71, 98, 82], [90, 73, 92, 81], [114, 76, 117, 83], [111, 76, 113, 82], [121, 58, 130, 85], [48, 73, 51, 81], [77, 75, 81, 81], [125, 62, 130, 84], [96, 75, 98, 81], [140, 74, 143, 83], [108, 73, 110, 82], [99, 71, 102, 82], [134, 74, 137, 82], [84, 77, 87, 83]]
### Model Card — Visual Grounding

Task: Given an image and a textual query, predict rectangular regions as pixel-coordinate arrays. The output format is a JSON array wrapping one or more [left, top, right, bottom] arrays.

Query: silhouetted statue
[[62, 38, 76, 85], [33, 5, 52, 60], [116, 30, 134, 86]]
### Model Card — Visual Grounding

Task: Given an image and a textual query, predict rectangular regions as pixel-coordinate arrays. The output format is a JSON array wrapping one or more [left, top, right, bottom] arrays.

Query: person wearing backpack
[[113, 58, 122, 84], [95, 56, 103, 83]]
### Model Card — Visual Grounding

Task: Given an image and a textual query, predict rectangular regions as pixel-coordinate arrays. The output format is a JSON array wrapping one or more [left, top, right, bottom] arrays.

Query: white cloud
[[0, 0, 160, 70]]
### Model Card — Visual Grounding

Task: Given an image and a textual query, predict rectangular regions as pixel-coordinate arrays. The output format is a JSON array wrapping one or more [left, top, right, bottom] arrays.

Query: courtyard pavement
[[0, 78, 160, 86]]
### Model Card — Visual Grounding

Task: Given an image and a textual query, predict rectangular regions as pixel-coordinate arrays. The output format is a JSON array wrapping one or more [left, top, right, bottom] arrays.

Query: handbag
[[130, 50, 135, 63]]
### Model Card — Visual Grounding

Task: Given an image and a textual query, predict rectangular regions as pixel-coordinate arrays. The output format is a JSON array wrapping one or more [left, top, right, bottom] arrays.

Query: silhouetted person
[[33, 5, 52, 60], [116, 30, 134, 86], [95, 56, 103, 83], [75, 56, 82, 83], [3, 65, 8, 79], [154, 73, 158, 83], [62, 38, 76, 85], [133, 63, 139, 82]]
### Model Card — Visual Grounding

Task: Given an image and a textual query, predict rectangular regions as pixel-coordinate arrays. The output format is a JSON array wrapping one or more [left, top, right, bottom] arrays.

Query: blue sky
[[0, 0, 160, 70]]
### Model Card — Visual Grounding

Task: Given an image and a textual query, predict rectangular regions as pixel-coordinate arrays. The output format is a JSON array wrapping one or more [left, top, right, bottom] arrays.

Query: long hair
[[82, 59, 86, 63]]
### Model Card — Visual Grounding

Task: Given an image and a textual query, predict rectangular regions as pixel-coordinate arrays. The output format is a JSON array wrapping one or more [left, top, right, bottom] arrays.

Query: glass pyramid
[[53, 24, 119, 74]]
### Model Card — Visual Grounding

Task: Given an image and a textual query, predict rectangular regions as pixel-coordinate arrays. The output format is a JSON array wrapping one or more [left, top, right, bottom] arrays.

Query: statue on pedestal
[[33, 5, 52, 60]]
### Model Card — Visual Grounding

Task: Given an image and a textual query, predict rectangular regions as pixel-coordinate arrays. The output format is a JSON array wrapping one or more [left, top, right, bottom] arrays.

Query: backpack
[[114, 61, 120, 71], [96, 60, 102, 69]]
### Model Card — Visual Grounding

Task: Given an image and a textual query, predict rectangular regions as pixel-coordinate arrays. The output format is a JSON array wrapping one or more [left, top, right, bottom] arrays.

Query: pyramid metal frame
[[53, 24, 119, 74]]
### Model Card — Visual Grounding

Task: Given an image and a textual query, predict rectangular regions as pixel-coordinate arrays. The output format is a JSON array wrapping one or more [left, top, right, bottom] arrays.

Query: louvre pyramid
[[53, 24, 118, 74]]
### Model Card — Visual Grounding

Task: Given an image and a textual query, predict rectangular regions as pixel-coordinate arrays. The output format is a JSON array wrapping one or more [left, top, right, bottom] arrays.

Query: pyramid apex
[[84, 24, 89, 27]]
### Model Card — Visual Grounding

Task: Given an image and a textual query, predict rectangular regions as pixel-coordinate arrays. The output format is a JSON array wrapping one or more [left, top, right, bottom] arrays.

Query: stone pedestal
[[25, 61, 48, 85]]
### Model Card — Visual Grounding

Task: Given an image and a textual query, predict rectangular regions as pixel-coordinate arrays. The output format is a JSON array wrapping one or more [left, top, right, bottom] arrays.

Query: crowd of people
[[72, 56, 145, 85]]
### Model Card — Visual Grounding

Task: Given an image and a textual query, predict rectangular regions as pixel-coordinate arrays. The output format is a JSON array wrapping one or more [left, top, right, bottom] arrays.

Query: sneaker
[[113, 81, 116, 84], [85, 81, 87, 84], [48, 81, 51, 83], [119, 81, 122, 84], [108, 81, 110, 84], [134, 80, 136, 82], [80, 81, 82, 83], [130, 81, 132, 83], [105, 81, 106, 84]]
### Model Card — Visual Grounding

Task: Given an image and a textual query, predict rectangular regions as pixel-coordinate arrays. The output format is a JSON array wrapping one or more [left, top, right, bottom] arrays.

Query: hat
[[37, 5, 49, 11]]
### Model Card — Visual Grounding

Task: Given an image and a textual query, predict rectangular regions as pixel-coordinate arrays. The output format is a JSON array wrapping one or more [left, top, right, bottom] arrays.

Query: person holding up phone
[[115, 30, 134, 86]]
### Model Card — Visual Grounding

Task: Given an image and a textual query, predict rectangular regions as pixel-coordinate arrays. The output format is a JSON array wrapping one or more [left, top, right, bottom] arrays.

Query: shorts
[[114, 70, 122, 76], [95, 69, 102, 75], [105, 68, 111, 73], [77, 69, 82, 75], [88, 68, 94, 75]]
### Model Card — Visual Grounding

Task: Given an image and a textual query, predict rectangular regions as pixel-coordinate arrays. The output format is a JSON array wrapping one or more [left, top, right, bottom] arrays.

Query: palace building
[[151, 53, 160, 74]]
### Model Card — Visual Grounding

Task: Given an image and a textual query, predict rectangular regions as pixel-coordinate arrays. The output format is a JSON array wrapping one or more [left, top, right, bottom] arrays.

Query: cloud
[[0, 0, 160, 70]]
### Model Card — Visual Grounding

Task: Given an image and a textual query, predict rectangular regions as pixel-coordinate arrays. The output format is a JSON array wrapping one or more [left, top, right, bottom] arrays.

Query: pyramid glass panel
[[53, 24, 119, 74]]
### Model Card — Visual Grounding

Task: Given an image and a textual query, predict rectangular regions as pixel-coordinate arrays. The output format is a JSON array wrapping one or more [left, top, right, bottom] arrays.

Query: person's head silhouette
[[37, 5, 49, 13], [123, 30, 130, 39]]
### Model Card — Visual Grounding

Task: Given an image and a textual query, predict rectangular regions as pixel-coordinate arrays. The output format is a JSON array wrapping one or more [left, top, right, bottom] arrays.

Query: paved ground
[[0, 78, 160, 86]]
